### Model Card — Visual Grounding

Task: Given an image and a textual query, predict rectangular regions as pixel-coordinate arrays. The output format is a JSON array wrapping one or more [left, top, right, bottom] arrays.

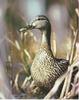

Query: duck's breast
[[31, 48, 55, 87]]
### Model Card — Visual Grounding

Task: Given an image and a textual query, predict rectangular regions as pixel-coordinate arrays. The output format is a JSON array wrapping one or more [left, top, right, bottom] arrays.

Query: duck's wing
[[53, 58, 69, 76], [55, 58, 69, 66]]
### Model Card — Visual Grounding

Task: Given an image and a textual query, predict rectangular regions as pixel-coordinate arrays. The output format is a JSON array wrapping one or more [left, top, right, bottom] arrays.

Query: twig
[[62, 71, 79, 99], [65, 30, 78, 94], [14, 71, 20, 91], [21, 76, 32, 89], [75, 8, 79, 17], [60, 29, 78, 98], [52, 32, 57, 56], [14, 69, 24, 92], [65, 68, 73, 94], [44, 72, 67, 99], [5, 36, 17, 49], [62, 89, 76, 99], [59, 74, 68, 98], [73, 71, 79, 95], [69, 30, 78, 64]]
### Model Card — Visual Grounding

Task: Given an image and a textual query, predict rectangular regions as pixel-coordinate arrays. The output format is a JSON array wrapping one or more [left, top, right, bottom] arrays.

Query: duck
[[25, 15, 69, 90]]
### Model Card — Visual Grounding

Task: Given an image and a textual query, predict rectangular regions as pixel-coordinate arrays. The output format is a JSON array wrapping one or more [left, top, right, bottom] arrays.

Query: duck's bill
[[19, 24, 35, 33], [27, 24, 35, 29]]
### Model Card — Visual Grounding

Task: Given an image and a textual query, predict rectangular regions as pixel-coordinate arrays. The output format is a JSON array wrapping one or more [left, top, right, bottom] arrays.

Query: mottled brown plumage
[[28, 15, 69, 90]]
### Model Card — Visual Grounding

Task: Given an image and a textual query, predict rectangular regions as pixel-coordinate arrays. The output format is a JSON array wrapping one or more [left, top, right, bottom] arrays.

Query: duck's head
[[28, 15, 51, 32]]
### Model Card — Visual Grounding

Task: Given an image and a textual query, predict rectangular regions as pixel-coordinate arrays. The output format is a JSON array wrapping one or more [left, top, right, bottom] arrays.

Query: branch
[[44, 72, 67, 99]]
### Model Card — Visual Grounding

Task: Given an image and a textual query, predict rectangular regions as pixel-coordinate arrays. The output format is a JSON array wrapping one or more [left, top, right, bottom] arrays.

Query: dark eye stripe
[[31, 15, 50, 23], [35, 17, 47, 21], [35, 17, 49, 22]]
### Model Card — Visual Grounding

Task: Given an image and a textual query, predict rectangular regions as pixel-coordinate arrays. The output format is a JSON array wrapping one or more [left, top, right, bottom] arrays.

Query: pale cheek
[[32, 23, 36, 27]]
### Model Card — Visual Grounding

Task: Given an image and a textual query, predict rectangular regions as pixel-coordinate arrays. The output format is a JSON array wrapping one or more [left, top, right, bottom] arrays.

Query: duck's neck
[[41, 28, 51, 50]]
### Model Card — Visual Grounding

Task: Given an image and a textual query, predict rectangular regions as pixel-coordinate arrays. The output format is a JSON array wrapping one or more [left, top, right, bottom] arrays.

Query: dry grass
[[0, 5, 78, 99], [44, 19, 79, 99]]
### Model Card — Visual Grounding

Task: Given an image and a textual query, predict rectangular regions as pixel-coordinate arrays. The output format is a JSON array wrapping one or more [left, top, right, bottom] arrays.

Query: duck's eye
[[35, 17, 46, 21], [35, 18, 41, 21], [37, 18, 42, 20]]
